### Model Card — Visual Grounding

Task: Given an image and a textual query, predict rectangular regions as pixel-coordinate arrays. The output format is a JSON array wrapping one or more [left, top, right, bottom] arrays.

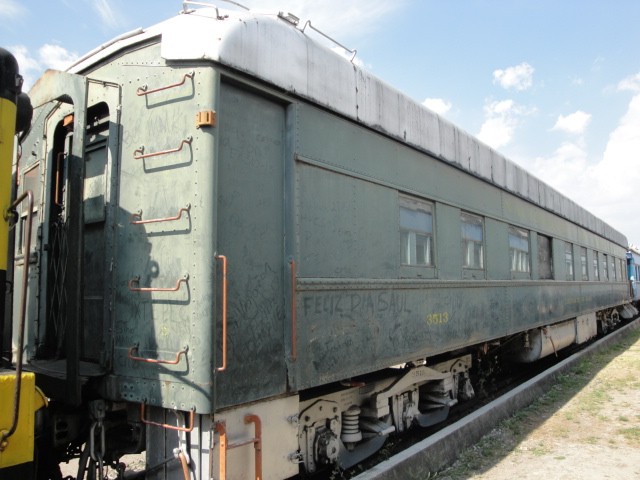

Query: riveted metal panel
[[214, 81, 287, 408], [83, 44, 219, 413], [296, 164, 398, 279]]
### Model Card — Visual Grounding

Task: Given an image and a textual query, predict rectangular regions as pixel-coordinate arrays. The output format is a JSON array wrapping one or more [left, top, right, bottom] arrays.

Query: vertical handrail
[[245, 415, 263, 480], [215, 421, 227, 480], [0, 190, 34, 445], [289, 259, 297, 361], [215, 415, 262, 480], [215, 255, 228, 372], [54, 152, 65, 206]]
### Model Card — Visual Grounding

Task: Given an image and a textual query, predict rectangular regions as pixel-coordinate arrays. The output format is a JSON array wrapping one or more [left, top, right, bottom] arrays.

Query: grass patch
[[584, 436, 600, 445], [618, 427, 640, 444], [434, 325, 640, 480]]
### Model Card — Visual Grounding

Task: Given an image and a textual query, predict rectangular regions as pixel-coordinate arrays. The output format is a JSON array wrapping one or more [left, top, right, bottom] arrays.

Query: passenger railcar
[[1, 4, 635, 479], [627, 248, 640, 304]]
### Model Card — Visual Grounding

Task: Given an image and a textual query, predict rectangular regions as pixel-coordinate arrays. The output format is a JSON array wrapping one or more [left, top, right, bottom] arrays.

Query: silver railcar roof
[[69, 7, 627, 247]]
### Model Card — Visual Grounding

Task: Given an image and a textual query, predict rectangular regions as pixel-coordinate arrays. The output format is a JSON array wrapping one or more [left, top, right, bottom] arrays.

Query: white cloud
[[552, 110, 592, 135], [531, 86, 640, 244], [8, 44, 78, 91], [493, 62, 534, 91], [571, 76, 584, 86], [597, 93, 640, 200], [422, 98, 452, 115], [0, 0, 25, 18], [587, 92, 640, 242], [532, 141, 590, 197], [93, 0, 122, 29], [477, 99, 529, 149], [8, 45, 40, 92], [618, 73, 640, 92], [38, 44, 79, 71]]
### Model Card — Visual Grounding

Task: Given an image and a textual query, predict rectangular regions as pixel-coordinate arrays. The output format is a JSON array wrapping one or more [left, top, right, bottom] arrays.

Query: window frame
[[399, 195, 436, 271], [509, 225, 531, 278], [565, 242, 575, 281], [580, 247, 589, 281], [461, 211, 485, 274], [610, 256, 617, 281], [537, 234, 553, 280]]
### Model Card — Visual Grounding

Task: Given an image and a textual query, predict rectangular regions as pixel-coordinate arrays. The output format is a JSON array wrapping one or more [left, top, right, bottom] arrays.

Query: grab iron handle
[[128, 274, 189, 292], [140, 404, 195, 432], [136, 70, 194, 96], [128, 344, 188, 365], [130, 204, 191, 225], [133, 136, 192, 160]]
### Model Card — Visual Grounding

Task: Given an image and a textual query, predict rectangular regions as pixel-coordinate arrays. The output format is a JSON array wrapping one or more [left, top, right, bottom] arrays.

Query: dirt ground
[[438, 328, 640, 480]]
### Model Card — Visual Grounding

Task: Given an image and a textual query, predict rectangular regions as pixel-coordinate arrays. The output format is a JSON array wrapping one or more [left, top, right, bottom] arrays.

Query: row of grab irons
[[126, 70, 262, 480], [125, 69, 230, 371]]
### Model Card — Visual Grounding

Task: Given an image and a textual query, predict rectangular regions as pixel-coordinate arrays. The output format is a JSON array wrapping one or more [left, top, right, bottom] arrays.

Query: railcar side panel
[[290, 100, 629, 390], [70, 45, 219, 412], [293, 281, 628, 389], [214, 81, 288, 408]]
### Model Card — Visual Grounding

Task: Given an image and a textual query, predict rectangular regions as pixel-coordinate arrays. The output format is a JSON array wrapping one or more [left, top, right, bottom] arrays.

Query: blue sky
[[2, 0, 640, 246]]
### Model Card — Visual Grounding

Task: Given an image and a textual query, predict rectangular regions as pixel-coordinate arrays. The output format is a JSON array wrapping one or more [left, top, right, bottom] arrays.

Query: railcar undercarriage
[[8, 306, 637, 480]]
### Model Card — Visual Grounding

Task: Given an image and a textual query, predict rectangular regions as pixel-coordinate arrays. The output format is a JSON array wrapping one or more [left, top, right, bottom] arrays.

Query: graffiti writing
[[302, 291, 411, 318]]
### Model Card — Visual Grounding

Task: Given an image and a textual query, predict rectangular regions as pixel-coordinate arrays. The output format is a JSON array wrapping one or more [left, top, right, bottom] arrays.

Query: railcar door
[[214, 81, 287, 408]]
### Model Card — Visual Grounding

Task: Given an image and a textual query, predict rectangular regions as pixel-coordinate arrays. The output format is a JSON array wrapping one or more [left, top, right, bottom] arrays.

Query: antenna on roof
[[301, 20, 358, 63], [182, 0, 250, 15]]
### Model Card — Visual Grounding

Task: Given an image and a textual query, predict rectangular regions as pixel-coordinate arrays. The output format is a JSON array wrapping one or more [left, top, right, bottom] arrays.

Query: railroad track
[[299, 317, 640, 480]]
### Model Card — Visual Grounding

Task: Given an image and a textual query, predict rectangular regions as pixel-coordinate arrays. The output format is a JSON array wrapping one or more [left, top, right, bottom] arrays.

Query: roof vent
[[278, 12, 300, 26]]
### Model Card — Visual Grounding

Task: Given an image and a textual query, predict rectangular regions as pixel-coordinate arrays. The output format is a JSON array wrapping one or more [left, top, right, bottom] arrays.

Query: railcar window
[[565, 242, 574, 280], [509, 226, 530, 274], [620, 258, 626, 281], [461, 212, 484, 270], [602, 254, 609, 281], [580, 247, 589, 280], [593, 252, 600, 281], [537, 234, 553, 279], [610, 257, 617, 281], [399, 197, 434, 266]]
